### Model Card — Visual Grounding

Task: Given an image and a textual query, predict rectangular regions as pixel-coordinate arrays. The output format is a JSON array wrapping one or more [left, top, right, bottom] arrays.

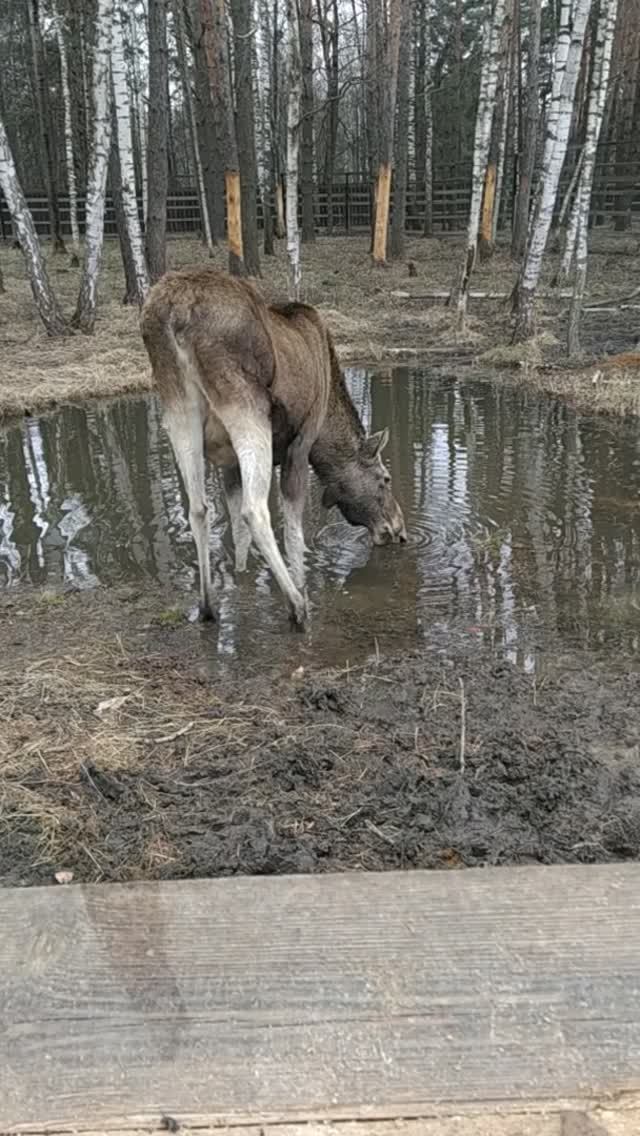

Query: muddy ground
[[1, 232, 640, 422], [1, 583, 639, 888]]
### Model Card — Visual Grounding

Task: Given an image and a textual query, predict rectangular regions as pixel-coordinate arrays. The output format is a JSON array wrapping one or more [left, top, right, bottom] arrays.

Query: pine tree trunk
[[511, 0, 542, 259], [187, 0, 226, 242], [146, 0, 169, 282], [449, 0, 507, 322], [286, 0, 302, 298], [74, 0, 115, 333], [112, 2, 150, 304], [390, 0, 411, 259], [230, 0, 261, 275], [51, 0, 80, 266], [173, 0, 215, 255], [27, 0, 66, 254], [200, 0, 246, 274], [567, 0, 618, 355], [513, 0, 593, 343], [0, 116, 68, 335], [372, 0, 405, 264], [300, 0, 315, 242]]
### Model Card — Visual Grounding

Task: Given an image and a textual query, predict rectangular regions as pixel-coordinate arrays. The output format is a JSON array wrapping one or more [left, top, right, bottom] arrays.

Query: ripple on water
[[1, 368, 639, 667]]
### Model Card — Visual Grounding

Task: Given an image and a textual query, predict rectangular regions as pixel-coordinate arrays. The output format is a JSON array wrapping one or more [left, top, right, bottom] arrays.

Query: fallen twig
[[459, 677, 466, 775]]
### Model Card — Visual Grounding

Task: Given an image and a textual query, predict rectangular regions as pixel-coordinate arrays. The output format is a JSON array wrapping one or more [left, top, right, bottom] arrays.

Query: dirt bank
[[1, 583, 639, 887], [1, 233, 639, 423]]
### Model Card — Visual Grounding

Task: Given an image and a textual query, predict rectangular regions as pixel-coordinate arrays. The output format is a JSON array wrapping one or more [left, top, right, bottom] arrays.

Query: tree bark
[[51, 0, 80, 265], [109, 111, 140, 306], [511, 0, 542, 259], [286, 0, 302, 298], [317, 0, 339, 235], [478, 0, 513, 261], [146, 0, 169, 282], [0, 116, 68, 335], [372, 0, 405, 264], [449, 0, 507, 322], [74, 0, 115, 333], [187, 0, 226, 242], [27, 0, 66, 253], [390, 0, 411, 259], [173, 0, 215, 255], [112, 2, 149, 304], [230, 0, 261, 274], [513, 0, 593, 342], [200, 0, 246, 274], [567, 0, 618, 354], [300, 0, 315, 242]]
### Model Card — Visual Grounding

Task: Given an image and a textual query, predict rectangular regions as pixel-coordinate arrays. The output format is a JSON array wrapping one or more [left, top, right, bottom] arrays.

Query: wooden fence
[[2, 166, 639, 241]]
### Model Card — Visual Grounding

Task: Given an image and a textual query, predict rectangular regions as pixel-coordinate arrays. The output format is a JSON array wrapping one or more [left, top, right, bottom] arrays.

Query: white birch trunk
[[172, 0, 214, 255], [568, 0, 618, 354], [513, 0, 593, 340], [112, 2, 150, 303], [286, 0, 302, 299], [492, 42, 511, 241], [74, 0, 115, 332], [450, 0, 507, 324], [51, 0, 80, 264], [0, 116, 68, 335], [129, 0, 148, 223]]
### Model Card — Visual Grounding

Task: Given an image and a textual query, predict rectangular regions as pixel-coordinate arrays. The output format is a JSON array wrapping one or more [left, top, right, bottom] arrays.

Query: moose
[[141, 268, 406, 628]]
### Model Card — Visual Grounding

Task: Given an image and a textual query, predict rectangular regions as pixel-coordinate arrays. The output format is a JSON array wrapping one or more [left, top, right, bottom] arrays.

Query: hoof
[[198, 600, 216, 623], [289, 594, 309, 632]]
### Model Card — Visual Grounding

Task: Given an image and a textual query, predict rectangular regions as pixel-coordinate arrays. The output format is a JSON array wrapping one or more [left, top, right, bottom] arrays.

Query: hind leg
[[163, 397, 215, 621], [222, 465, 252, 573], [221, 407, 307, 628]]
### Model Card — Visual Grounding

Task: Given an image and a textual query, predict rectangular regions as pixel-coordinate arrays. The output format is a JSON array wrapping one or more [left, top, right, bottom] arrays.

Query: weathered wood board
[[2, 865, 640, 1132]]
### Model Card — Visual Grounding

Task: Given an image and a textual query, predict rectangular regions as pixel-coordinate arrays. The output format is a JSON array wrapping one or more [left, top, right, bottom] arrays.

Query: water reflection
[[1, 369, 639, 663]]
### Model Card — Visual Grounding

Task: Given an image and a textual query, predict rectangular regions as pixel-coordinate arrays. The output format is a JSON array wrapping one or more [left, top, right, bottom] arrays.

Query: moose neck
[[309, 360, 364, 484]]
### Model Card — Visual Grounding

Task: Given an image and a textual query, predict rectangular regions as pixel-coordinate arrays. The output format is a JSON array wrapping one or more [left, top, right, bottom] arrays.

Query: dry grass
[[1, 230, 639, 421]]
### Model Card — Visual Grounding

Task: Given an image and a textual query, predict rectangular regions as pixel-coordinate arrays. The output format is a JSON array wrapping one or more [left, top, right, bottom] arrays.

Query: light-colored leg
[[222, 465, 252, 572], [280, 440, 309, 593], [163, 397, 214, 621], [224, 411, 307, 628]]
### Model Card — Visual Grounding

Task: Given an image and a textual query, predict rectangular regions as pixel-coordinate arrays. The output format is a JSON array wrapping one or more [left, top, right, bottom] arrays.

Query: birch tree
[[112, 1, 149, 304], [0, 116, 67, 336], [513, 0, 593, 342], [74, 0, 115, 333], [286, 0, 302, 299], [27, 0, 65, 253], [478, 1, 512, 261], [173, 0, 214, 256], [567, 0, 618, 354], [449, 0, 507, 324], [51, 0, 80, 265], [511, 0, 542, 259]]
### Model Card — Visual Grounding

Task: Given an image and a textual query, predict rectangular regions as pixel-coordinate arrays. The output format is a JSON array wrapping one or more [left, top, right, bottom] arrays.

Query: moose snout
[[373, 514, 408, 546]]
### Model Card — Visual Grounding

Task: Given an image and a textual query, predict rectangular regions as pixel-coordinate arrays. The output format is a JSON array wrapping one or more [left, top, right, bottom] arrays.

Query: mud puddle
[[1, 367, 639, 667], [1, 367, 640, 886]]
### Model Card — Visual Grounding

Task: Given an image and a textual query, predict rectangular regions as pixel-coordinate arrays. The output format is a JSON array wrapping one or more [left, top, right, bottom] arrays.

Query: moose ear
[[363, 427, 389, 461], [322, 486, 338, 510]]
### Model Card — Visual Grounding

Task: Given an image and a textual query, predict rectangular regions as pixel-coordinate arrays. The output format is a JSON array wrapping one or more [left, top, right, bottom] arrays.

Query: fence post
[[345, 173, 350, 235]]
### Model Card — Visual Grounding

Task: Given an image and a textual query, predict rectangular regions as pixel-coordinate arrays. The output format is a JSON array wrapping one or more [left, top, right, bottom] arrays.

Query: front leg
[[280, 439, 309, 593], [222, 465, 251, 573]]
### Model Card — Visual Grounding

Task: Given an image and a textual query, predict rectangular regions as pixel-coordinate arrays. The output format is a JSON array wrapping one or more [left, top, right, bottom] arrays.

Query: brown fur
[[140, 268, 406, 625]]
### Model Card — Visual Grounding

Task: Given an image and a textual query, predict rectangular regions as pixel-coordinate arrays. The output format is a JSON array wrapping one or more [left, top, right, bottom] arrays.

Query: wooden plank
[[2, 865, 640, 1133]]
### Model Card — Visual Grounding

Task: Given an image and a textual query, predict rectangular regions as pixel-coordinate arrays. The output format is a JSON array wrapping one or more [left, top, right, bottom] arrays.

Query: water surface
[[1, 367, 639, 668]]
